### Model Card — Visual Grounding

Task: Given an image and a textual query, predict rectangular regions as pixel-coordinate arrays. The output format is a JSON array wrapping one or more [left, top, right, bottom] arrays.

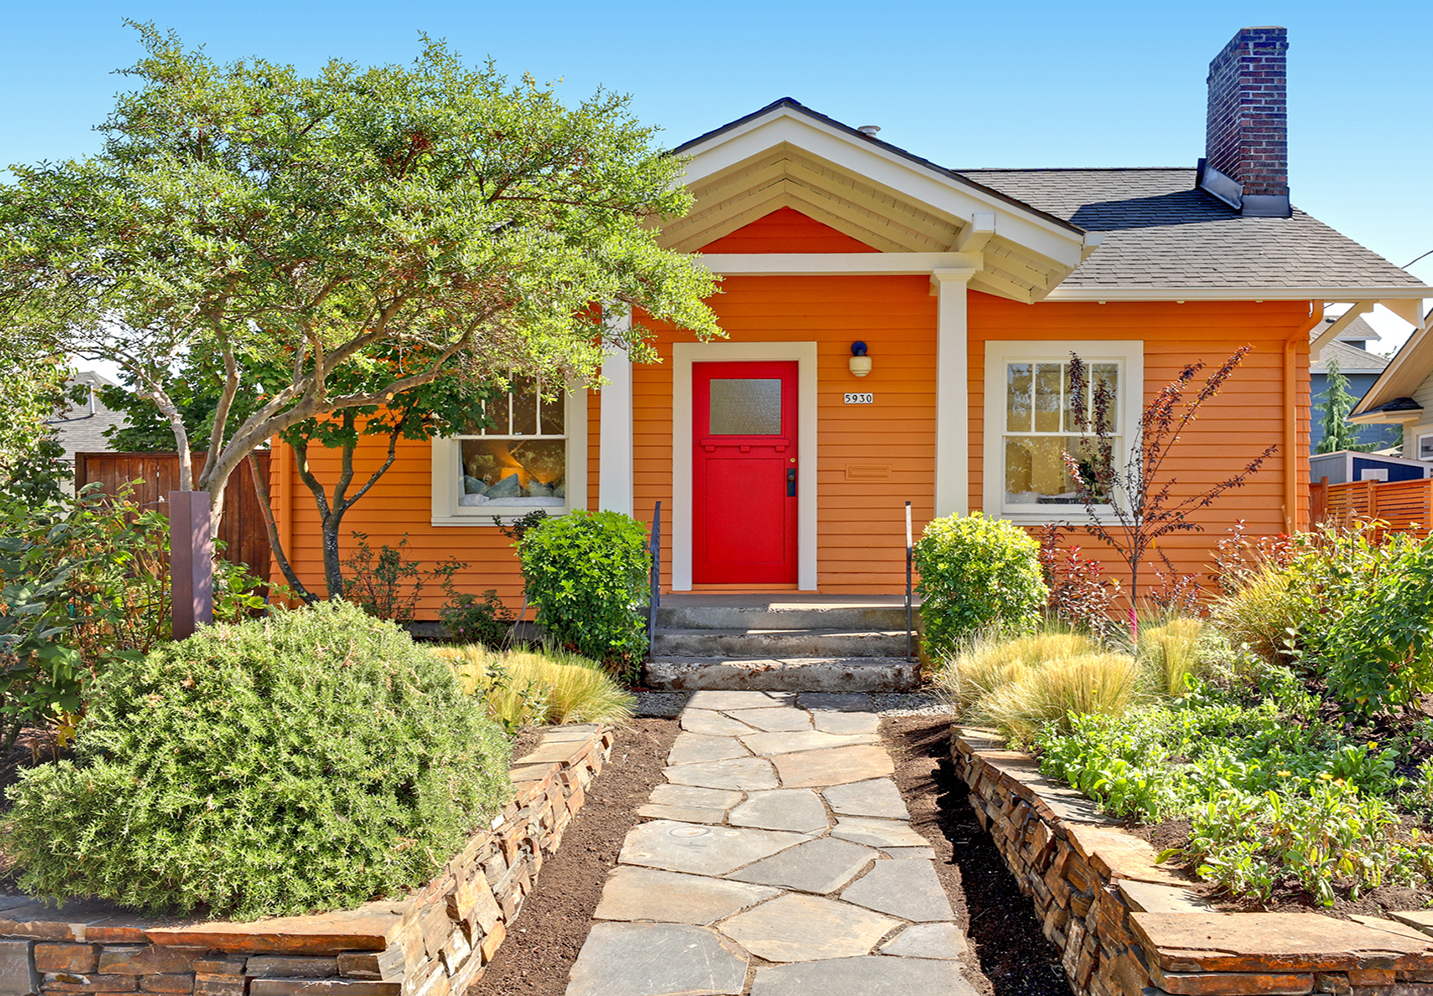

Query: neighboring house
[[47, 370, 128, 491], [1350, 306, 1433, 462], [1309, 314, 1398, 452], [265, 26, 1431, 613]]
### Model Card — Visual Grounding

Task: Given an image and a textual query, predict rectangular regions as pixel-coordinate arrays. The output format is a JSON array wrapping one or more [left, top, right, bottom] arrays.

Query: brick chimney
[[1198, 26, 1291, 218]]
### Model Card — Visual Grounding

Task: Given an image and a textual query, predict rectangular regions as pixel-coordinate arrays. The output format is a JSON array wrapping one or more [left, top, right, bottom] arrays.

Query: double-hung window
[[982, 340, 1142, 523], [431, 377, 587, 525]]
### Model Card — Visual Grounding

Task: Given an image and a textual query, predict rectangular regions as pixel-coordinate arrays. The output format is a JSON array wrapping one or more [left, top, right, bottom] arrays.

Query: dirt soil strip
[[883, 715, 1073, 996], [470, 717, 680, 996]]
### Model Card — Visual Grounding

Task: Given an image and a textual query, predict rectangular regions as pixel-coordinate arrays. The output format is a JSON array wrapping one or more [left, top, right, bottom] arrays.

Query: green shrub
[[438, 643, 635, 733], [3, 601, 511, 919], [913, 512, 1047, 660], [518, 510, 651, 676], [439, 587, 513, 647], [1288, 526, 1433, 714], [0, 485, 264, 751]]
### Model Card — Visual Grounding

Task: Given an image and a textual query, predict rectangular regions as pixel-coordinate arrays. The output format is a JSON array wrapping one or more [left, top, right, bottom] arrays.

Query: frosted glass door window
[[709, 378, 783, 435]]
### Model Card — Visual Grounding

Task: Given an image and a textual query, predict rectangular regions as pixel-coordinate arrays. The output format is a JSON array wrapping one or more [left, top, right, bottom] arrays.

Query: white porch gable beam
[[932, 268, 978, 518], [1310, 302, 1375, 356]]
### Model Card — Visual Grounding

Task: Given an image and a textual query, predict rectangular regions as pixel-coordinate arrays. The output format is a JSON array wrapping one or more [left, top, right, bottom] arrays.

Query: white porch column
[[932, 269, 976, 518], [597, 314, 634, 516]]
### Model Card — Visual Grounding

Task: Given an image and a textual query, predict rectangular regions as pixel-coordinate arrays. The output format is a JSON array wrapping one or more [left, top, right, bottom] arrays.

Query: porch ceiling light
[[849, 341, 872, 377]]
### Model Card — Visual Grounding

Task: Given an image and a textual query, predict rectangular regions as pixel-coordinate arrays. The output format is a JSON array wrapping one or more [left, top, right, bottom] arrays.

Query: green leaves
[[913, 512, 1048, 660], [4, 601, 511, 918], [518, 510, 651, 677]]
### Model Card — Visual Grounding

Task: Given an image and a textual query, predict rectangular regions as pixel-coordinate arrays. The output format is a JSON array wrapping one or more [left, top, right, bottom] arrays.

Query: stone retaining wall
[[0, 725, 615, 996], [952, 727, 1433, 996]]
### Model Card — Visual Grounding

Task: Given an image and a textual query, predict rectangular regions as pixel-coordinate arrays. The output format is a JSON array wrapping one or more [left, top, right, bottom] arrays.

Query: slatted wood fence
[[1309, 475, 1433, 539], [74, 451, 272, 581]]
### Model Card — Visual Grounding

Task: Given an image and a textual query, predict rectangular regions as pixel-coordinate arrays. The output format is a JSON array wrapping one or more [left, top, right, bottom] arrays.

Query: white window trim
[[982, 340, 1143, 526], [1418, 431, 1433, 462], [671, 341, 818, 591], [430, 388, 588, 527]]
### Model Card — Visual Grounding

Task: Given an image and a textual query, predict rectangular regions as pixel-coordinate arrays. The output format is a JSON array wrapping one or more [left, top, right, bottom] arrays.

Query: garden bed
[[0, 724, 614, 996], [953, 727, 1433, 996]]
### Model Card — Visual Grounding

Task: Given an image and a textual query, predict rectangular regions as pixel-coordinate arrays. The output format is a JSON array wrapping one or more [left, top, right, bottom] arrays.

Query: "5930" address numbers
[[843, 392, 874, 404]]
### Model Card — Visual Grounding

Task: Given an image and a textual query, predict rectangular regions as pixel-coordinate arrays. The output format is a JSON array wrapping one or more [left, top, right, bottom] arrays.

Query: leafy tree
[[1063, 349, 1275, 637], [0, 348, 73, 505], [1315, 358, 1377, 454], [0, 24, 719, 536], [99, 343, 489, 600]]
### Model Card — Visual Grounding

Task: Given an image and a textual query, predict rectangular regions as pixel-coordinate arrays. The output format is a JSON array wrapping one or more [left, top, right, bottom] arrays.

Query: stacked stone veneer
[[0, 725, 614, 996], [953, 727, 1433, 996]]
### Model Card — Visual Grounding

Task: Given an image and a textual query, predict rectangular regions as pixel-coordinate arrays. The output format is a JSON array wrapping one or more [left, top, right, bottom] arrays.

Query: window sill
[[996, 508, 1126, 527], [432, 507, 571, 527]]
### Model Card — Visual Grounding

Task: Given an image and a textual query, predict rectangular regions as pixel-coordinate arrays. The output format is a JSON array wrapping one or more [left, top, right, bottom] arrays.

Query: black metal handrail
[[905, 500, 914, 660], [646, 500, 662, 655]]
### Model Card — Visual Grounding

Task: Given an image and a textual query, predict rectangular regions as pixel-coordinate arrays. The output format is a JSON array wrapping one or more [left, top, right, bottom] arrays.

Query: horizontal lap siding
[[968, 293, 1313, 598]]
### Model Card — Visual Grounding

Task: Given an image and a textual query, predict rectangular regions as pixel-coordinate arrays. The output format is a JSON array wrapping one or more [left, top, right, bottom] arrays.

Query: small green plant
[[341, 532, 462, 622], [3, 602, 511, 919], [437, 643, 636, 731], [517, 510, 651, 677], [439, 585, 513, 647], [914, 512, 1047, 660]]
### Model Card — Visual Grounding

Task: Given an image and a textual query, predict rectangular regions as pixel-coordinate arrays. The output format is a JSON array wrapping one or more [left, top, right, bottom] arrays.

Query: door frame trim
[[672, 341, 818, 591]]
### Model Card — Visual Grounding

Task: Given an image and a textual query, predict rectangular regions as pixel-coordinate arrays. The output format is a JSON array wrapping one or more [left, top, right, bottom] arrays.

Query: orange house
[[269, 27, 1430, 618]]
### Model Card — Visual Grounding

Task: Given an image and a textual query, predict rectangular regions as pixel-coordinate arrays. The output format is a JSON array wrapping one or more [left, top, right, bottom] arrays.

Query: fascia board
[[1046, 287, 1433, 302], [697, 252, 985, 276], [678, 113, 1087, 268], [1353, 323, 1433, 416]]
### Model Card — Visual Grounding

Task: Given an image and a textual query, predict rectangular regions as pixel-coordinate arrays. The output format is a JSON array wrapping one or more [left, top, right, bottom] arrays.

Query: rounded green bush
[[519, 510, 651, 675], [913, 512, 1048, 660], [3, 601, 511, 919]]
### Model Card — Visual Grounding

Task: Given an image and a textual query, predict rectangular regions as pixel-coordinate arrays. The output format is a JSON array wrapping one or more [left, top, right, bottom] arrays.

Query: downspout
[[1286, 302, 1325, 533]]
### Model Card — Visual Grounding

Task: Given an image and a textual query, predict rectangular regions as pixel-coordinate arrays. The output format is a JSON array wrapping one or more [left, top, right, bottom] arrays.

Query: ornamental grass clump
[[935, 629, 1100, 715], [3, 601, 511, 919], [973, 652, 1140, 739], [437, 644, 635, 732], [1137, 616, 1208, 696]]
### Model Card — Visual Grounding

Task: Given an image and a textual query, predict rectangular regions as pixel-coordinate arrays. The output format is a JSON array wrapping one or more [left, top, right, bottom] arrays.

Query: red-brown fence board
[[75, 451, 272, 582], [1309, 475, 1433, 539]]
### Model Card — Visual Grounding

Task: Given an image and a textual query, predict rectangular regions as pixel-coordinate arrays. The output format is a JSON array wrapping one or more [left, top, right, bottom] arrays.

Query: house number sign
[[843, 393, 874, 404]]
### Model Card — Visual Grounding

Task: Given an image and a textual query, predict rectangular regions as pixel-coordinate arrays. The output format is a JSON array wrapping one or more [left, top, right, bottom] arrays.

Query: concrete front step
[[653, 627, 911, 659], [655, 602, 912, 631], [644, 656, 920, 692]]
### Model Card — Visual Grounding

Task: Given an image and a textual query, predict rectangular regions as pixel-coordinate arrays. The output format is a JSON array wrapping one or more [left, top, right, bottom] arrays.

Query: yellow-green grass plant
[[972, 652, 1142, 741], [435, 644, 635, 732], [935, 628, 1102, 716], [1137, 616, 1209, 697], [1212, 563, 1299, 665]]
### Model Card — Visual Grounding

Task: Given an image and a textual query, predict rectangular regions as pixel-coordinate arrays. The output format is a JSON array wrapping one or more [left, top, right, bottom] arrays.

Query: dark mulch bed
[[1125, 818, 1433, 919], [883, 715, 1072, 996], [470, 716, 679, 996]]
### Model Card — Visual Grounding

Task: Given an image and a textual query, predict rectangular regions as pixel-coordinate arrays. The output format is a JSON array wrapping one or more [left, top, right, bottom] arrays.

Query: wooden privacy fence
[[75, 451, 272, 582], [1309, 475, 1433, 539]]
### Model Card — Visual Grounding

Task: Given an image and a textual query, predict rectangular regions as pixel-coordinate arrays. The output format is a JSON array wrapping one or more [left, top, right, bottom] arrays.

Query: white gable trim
[[677, 109, 1088, 271]]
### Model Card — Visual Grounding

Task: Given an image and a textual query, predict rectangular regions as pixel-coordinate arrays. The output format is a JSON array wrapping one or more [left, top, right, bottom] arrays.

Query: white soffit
[[669, 107, 1090, 302]]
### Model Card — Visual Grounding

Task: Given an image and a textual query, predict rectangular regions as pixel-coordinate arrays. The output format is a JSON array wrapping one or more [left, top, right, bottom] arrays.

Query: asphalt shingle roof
[[954, 167, 1426, 291]]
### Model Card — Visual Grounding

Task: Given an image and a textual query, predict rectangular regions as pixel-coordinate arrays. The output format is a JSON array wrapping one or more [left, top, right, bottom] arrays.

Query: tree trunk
[[246, 451, 316, 603], [322, 510, 346, 601]]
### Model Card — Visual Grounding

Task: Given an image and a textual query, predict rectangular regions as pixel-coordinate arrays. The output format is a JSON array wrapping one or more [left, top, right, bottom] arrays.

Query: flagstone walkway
[[564, 690, 979, 996]]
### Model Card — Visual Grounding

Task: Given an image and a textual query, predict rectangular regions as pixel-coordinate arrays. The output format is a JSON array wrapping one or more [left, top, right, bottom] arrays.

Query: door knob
[[786, 467, 796, 497]]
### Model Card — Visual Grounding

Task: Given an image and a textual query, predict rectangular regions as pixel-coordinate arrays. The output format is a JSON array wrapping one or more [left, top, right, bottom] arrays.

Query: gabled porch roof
[[664, 98, 1097, 304]]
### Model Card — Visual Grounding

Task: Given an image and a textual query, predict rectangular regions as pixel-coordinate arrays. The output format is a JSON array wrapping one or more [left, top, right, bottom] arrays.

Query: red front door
[[693, 361, 798, 584]]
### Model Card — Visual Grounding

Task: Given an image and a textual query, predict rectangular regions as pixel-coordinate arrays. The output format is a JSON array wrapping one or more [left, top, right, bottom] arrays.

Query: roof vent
[[857, 125, 881, 138]]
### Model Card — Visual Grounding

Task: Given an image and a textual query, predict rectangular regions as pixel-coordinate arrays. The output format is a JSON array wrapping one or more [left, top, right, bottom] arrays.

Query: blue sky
[[5, 0, 1430, 347]]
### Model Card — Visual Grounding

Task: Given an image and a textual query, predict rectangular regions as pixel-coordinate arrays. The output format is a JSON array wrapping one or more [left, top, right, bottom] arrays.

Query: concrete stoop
[[644, 597, 921, 692]]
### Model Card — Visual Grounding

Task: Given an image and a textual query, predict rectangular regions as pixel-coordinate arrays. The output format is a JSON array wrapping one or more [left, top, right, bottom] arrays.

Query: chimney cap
[[857, 125, 881, 138]]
